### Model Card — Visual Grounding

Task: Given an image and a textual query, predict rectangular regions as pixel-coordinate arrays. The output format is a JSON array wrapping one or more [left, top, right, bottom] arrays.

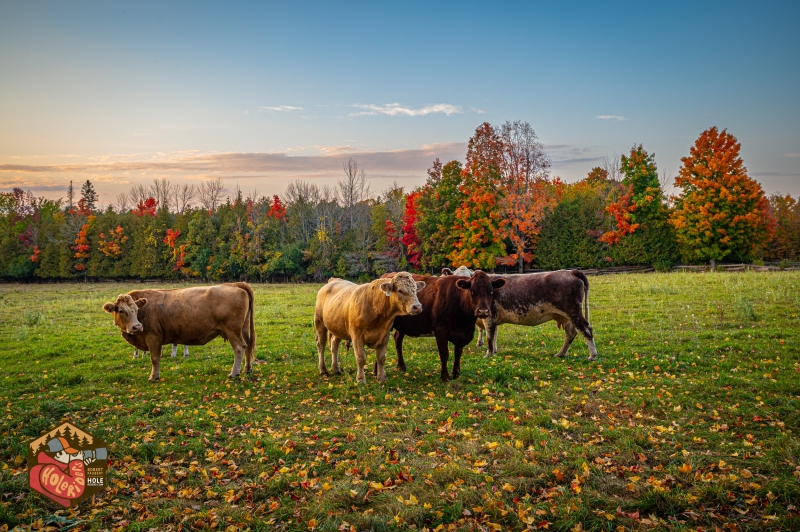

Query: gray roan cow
[[103, 283, 256, 381], [477, 270, 599, 361]]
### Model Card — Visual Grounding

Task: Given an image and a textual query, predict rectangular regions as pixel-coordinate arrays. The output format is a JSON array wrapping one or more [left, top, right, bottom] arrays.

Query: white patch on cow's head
[[444, 265, 475, 277], [385, 272, 424, 315]]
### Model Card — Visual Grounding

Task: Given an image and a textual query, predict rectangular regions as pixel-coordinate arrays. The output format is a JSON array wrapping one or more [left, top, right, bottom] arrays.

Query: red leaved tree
[[133, 197, 158, 217], [401, 190, 422, 269]]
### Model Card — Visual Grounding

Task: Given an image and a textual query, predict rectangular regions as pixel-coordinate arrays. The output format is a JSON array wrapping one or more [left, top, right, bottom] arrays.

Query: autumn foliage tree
[[765, 194, 800, 261], [600, 145, 662, 245], [670, 127, 773, 268], [413, 159, 465, 270], [449, 123, 508, 269]]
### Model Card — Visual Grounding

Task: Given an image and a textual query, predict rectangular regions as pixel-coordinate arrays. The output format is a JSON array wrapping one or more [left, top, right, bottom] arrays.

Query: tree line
[[1, 122, 796, 282]]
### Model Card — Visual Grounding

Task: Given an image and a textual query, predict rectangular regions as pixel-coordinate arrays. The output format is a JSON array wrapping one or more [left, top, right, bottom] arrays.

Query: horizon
[[2, 1, 798, 207]]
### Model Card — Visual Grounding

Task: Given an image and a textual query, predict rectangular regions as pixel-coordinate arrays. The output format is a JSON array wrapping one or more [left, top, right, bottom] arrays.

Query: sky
[[1, 1, 798, 208]]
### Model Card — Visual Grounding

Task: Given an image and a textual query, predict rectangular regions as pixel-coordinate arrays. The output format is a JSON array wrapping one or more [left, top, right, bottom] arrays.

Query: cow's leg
[[395, 330, 407, 372], [146, 340, 163, 382], [240, 316, 253, 372], [183, 345, 189, 359], [315, 321, 329, 376], [171, 344, 178, 358], [555, 319, 578, 358], [569, 310, 598, 361], [352, 337, 368, 384], [452, 344, 464, 379], [330, 336, 342, 375], [435, 334, 451, 382], [225, 326, 248, 378], [483, 317, 499, 358], [476, 319, 485, 347], [376, 329, 405, 375], [133, 348, 139, 359], [374, 333, 390, 383]]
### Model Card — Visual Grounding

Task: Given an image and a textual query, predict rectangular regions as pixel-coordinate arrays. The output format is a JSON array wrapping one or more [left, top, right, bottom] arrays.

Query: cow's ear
[[491, 278, 507, 290], [455, 279, 471, 290], [441, 268, 453, 276], [379, 282, 393, 295], [102, 302, 116, 313], [134, 298, 148, 308], [415, 281, 426, 292]]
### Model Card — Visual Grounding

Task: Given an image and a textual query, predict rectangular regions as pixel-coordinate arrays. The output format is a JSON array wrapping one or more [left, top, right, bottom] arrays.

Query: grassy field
[[1, 272, 798, 532]]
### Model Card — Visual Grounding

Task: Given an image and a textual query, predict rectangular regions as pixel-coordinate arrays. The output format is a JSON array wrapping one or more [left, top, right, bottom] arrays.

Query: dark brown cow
[[480, 270, 598, 360], [103, 283, 256, 381], [391, 271, 506, 382]]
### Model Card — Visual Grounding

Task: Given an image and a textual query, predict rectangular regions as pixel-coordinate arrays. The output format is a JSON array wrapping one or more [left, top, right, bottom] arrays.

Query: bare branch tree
[[338, 158, 371, 231], [500, 120, 551, 192], [176, 184, 196, 213], [129, 184, 150, 207], [601, 153, 622, 183], [115, 192, 130, 213], [198, 177, 224, 212], [150, 178, 176, 212]]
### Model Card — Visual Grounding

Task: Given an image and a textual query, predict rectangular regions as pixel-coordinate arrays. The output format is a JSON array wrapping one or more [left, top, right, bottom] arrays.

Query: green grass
[[1, 272, 799, 531]]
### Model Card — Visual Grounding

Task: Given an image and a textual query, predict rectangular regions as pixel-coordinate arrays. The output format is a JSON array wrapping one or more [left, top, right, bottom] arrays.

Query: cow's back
[[492, 270, 586, 325], [130, 284, 250, 345]]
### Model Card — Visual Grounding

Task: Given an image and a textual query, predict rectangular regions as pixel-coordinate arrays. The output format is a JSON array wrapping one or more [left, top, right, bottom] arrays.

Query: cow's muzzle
[[475, 308, 490, 318], [409, 303, 422, 315], [128, 324, 143, 334]]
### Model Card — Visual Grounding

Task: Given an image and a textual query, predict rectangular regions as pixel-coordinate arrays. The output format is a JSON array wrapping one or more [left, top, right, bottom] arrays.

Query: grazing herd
[[103, 268, 598, 383]]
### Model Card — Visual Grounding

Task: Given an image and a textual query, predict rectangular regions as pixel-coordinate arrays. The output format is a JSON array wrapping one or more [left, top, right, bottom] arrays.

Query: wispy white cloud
[[0, 143, 467, 184], [350, 103, 462, 117], [258, 105, 303, 112], [596, 115, 626, 121], [785, 153, 800, 158]]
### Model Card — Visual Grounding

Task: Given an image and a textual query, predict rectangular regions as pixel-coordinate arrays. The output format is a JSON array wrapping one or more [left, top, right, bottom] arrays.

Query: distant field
[[1, 273, 798, 531]]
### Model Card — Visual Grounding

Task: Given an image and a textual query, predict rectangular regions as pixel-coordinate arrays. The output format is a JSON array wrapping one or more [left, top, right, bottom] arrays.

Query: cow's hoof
[[397, 365, 407, 373], [587, 355, 597, 361], [319, 369, 329, 377], [148, 377, 160, 382], [228, 373, 241, 379], [331, 366, 342, 375], [555, 352, 567, 358], [440, 374, 450, 383], [483, 352, 494, 359]]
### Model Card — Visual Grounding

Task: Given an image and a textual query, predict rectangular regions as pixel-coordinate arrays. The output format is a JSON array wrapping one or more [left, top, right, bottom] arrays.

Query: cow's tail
[[571, 270, 590, 323], [234, 282, 256, 363]]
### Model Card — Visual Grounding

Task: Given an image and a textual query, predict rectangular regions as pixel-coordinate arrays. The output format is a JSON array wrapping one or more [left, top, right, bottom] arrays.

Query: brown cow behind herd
[[103, 283, 256, 381]]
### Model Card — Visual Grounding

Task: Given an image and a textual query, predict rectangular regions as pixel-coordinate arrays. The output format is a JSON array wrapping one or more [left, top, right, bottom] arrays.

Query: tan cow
[[314, 272, 425, 383], [103, 283, 256, 381]]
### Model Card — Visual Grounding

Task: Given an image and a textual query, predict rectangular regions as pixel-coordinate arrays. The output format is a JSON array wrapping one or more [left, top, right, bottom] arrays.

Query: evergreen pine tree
[[81, 180, 98, 212], [67, 181, 75, 210]]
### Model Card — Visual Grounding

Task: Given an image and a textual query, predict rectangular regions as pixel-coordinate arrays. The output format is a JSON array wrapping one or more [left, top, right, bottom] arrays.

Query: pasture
[[0, 272, 798, 531]]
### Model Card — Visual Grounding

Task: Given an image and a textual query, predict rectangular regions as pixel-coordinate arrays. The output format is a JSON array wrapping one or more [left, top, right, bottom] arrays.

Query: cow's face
[[380, 272, 425, 315], [102, 294, 147, 334], [456, 271, 506, 318]]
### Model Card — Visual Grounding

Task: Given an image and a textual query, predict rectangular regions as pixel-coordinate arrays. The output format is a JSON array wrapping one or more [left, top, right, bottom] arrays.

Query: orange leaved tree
[[449, 123, 507, 269], [670, 127, 773, 269]]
